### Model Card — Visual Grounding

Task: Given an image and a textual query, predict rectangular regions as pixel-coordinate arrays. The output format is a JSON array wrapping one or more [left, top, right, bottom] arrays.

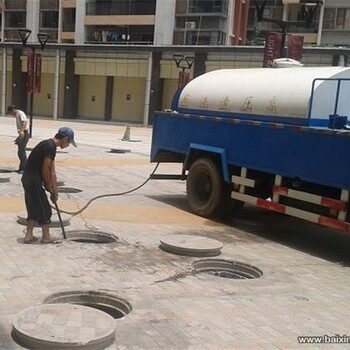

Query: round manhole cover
[[17, 213, 71, 228], [66, 230, 117, 243], [0, 177, 10, 183], [43, 290, 132, 319], [160, 234, 223, 257], [192, 259, 263, 279], [58, 187, 82, 193], [12, 304, 116, 350]]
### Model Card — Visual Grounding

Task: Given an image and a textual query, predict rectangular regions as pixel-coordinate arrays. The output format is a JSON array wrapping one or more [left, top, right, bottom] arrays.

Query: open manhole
[[43, 290, 132, 319], [57, 187, 82, 193], [66, 230, 117, 243], [192, 259, 263, 279], [109, 148, 131, 154], [0, 177, 10, 183]]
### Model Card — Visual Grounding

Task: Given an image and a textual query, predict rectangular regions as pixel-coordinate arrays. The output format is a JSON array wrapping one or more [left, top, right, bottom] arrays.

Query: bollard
[[122, 125, 130, 141]]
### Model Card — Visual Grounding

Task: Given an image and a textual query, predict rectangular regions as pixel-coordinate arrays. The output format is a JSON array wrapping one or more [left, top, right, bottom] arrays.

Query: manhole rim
[[191, 258, 263, 279], [66, 230, 117, 243], [42, 289, 132, 318]]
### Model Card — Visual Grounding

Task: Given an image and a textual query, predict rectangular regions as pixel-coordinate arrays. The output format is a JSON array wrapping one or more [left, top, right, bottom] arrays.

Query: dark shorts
[[22, 183, 52, 226]]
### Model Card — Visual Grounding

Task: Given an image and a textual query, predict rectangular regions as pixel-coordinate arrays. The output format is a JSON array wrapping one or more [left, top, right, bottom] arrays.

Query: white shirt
[[16, 110, 29, 131]]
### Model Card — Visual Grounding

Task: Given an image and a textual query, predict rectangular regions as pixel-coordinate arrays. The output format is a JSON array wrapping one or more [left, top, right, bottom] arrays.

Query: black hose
[[53, 163, 159, 216]]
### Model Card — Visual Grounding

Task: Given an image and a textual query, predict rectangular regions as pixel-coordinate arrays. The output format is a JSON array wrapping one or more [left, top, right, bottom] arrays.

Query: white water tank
[[177, 67, 350, 126]]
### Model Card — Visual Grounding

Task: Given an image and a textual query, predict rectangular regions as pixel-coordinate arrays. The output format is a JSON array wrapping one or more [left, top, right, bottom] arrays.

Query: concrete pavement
[[1, 116, 350, 349]]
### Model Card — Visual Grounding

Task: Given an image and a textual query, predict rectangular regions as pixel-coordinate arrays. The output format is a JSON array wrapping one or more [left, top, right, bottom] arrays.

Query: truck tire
[[186, 158, 226, 217]]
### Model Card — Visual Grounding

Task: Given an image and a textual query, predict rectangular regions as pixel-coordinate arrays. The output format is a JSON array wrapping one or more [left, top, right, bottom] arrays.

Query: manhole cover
[[0, 177, 10, 183], [160, 234, 223, 257], [0, 168, 13, 173], [43, 290, 132, 319], [66, 230, 117, 243], [12, 304, 116, 350], [192, 259, 263, 279], [58, 187, 82, 193], [17, 213, 71, 228], [109, 148, 131, 154]]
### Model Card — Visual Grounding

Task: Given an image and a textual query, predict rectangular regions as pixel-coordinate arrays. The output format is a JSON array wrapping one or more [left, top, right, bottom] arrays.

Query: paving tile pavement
[[0, 117, 350, 349]]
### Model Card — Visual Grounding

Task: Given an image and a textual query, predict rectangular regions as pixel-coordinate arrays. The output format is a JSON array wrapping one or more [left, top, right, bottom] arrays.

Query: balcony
[[189, 0, 228, 15], [86, 0, 156, 16], [38, 29, 58, 42], [3, 29, 22, 42], [287, 21, 319, 33], [61, 32, 75, 42], [86, 25, 153, 45]]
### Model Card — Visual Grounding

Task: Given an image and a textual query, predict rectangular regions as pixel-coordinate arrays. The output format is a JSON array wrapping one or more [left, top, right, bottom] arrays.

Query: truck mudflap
[[231, 168, 350, 233]]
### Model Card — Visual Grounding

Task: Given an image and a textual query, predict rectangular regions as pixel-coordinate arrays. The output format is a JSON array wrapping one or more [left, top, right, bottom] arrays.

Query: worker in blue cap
[[21, 127, 77, 244]]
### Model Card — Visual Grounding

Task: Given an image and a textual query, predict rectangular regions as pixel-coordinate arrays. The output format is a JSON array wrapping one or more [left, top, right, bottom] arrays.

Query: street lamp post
[[18, 29, 48, 138], [253, 0, 288, 57], [170, 55, 195, 111], [172, 54, 195, 89], [254, 0, 322, 58]]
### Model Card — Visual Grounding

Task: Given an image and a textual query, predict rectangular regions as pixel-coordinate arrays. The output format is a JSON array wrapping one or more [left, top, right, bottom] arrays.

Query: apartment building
[[0, 0, 248, 46], [322, 0, 350, 46], [247, 0, 350, 47], [1, 1, 350, 47], [0, 0, 349, 124]]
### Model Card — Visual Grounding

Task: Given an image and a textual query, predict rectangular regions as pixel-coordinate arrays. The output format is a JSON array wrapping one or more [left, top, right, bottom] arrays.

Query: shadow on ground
[[149, 194, 350, 267]]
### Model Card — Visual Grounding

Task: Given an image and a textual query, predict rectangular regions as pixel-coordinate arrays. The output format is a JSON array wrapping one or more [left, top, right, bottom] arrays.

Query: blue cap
[[58, 127, 77, 147]]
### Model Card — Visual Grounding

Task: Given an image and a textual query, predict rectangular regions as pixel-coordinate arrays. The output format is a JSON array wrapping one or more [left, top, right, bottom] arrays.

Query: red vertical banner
[[178, 71, 190, 89], [263, 32, 283, 68], [27, 52, 34, 93], [27, 53, 42, 93], [287, 35, 304, 61], [34, 54, 42, 93]]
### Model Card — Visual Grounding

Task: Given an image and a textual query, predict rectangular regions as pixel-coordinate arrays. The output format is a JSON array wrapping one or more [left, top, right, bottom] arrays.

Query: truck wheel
[[186, 158, 225, 217]]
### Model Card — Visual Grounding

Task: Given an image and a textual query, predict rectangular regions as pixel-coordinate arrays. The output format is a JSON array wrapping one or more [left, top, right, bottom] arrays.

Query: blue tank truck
[[150, 66, 350, 233]]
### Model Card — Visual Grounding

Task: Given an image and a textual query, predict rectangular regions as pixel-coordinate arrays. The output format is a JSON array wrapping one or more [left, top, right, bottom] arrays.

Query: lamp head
[[18, 29, 32, 46], [184, 56, 195, 70], [173, 54, 184, 68], [37, 33, 49, 50]]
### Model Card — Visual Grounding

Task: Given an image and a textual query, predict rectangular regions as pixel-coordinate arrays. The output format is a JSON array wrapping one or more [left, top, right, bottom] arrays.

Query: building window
[[40, 11, 58, 28], [335, 8, 350, 30], [5, 11, 26, 28], [323, 8, 350, 30], [323, 8, 335, 29]]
